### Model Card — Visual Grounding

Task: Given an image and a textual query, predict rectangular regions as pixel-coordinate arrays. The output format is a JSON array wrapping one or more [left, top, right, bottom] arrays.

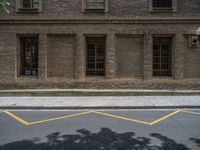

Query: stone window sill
[[151, 8, 175, 13], [17, 75, 39, 79], [152, 77, 174, 80], [84, 9, 106, 13], [17, 8, 40, 13], [84, 76, 106, 81]]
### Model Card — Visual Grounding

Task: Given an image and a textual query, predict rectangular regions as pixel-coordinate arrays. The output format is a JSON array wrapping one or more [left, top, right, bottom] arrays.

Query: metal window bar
[[86, 37, 105, 76], [153, 0, 172, 8], [153, 37, 172, 77], [21, 37, 38, 76]]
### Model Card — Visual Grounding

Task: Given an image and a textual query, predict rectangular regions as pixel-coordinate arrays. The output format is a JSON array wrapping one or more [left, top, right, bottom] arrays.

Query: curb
[[1, 106, 200, 110]]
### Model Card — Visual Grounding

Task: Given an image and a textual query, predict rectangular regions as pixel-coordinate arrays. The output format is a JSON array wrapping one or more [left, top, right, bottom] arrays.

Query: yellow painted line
[[4, 111, 30, 125], [94, 111, 151, 125], [28, 111, 94, 125], [182, 110, 200, 115], [2, 109, 185, 126], [149, 109, 183, 126], [94, 110, 184, 126]]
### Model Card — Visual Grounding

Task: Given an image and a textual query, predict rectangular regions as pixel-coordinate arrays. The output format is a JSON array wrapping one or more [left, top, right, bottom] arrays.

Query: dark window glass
[[23, 0, 31, 8], [153, 0, 172, 8], [20, 36, 38, 76], [153, 37, 172, 77], [86, 37, 105, 76], [86, 0, 105, 9], [22, 0, 39, 9]]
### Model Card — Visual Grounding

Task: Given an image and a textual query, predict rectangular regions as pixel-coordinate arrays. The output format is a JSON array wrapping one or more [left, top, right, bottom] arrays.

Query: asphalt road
[[0, 109, 200, 150]]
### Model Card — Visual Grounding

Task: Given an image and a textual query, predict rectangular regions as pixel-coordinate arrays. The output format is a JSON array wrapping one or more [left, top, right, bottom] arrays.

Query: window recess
[[82, 0, 108, 12], [16, 0, 42, 12], [153, 37, 172, 77], [20, 36, 39, 76], [86, 37, 105, 76], [153, 0, 172, 8], [149, 0, 177, 12]]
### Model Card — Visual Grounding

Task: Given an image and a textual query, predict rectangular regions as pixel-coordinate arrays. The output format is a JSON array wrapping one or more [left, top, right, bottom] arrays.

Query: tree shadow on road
[[0, 128, 191, 150], [190, 138, 200, 147]]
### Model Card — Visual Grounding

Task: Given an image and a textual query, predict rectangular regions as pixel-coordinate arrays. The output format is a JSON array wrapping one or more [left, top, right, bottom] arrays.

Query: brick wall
[[0, 0, 200, 89], [0, 33, 16, 80], [115, 35, 143, 78], [1, 0, 200, 18], [0, 22, 199, 89], [47, 35, 75, 78], [184, 41, 200, 79]]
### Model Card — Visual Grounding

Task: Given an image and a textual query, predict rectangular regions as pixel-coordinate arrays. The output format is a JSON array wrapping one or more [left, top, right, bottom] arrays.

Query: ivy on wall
[[0, 0, 10, 13]]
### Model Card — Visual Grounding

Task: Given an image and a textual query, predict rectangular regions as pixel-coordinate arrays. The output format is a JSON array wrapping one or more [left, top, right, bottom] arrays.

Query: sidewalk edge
[[1, 106, 200, 110]]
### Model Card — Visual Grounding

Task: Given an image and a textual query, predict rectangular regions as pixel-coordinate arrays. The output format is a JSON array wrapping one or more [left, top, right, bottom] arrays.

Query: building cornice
[[0, 18, 200, 24]]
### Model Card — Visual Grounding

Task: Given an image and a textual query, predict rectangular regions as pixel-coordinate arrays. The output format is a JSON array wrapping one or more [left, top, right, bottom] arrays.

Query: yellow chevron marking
[[28, 111, 94, 125], [182, 110, 200, 115], [4, 111, 94, 126], [149, 109, 183, 125], [94, 110, 183, 126], [3, 110, 183, 126], [94, 111, 151, 125], [4, 111, 30, 125]]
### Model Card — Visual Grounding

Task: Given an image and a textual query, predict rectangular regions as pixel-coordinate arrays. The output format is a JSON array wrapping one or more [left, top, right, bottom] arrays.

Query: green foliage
[[0, 0, 10, 13]]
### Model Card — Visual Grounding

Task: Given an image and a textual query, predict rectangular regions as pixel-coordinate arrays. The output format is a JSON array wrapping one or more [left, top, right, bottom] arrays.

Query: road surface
[[0, 109, 200, 150]]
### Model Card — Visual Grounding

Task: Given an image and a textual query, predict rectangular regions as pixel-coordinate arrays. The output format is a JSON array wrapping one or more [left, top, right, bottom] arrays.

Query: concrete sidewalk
[[0, 96, 200, 109]]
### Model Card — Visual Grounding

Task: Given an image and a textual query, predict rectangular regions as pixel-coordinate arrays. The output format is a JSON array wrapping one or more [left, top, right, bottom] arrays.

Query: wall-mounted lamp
[[196, 26, 200, 41], [192, 27, 200, 44]]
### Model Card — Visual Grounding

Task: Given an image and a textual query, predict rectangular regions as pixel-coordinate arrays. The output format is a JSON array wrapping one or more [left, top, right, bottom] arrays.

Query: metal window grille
[[86, 37, 105, 76], [20, 36, 38, 76], [153, 37, 172, 77], [86, 0, 105, 9], [153, 0, 172, 8]]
